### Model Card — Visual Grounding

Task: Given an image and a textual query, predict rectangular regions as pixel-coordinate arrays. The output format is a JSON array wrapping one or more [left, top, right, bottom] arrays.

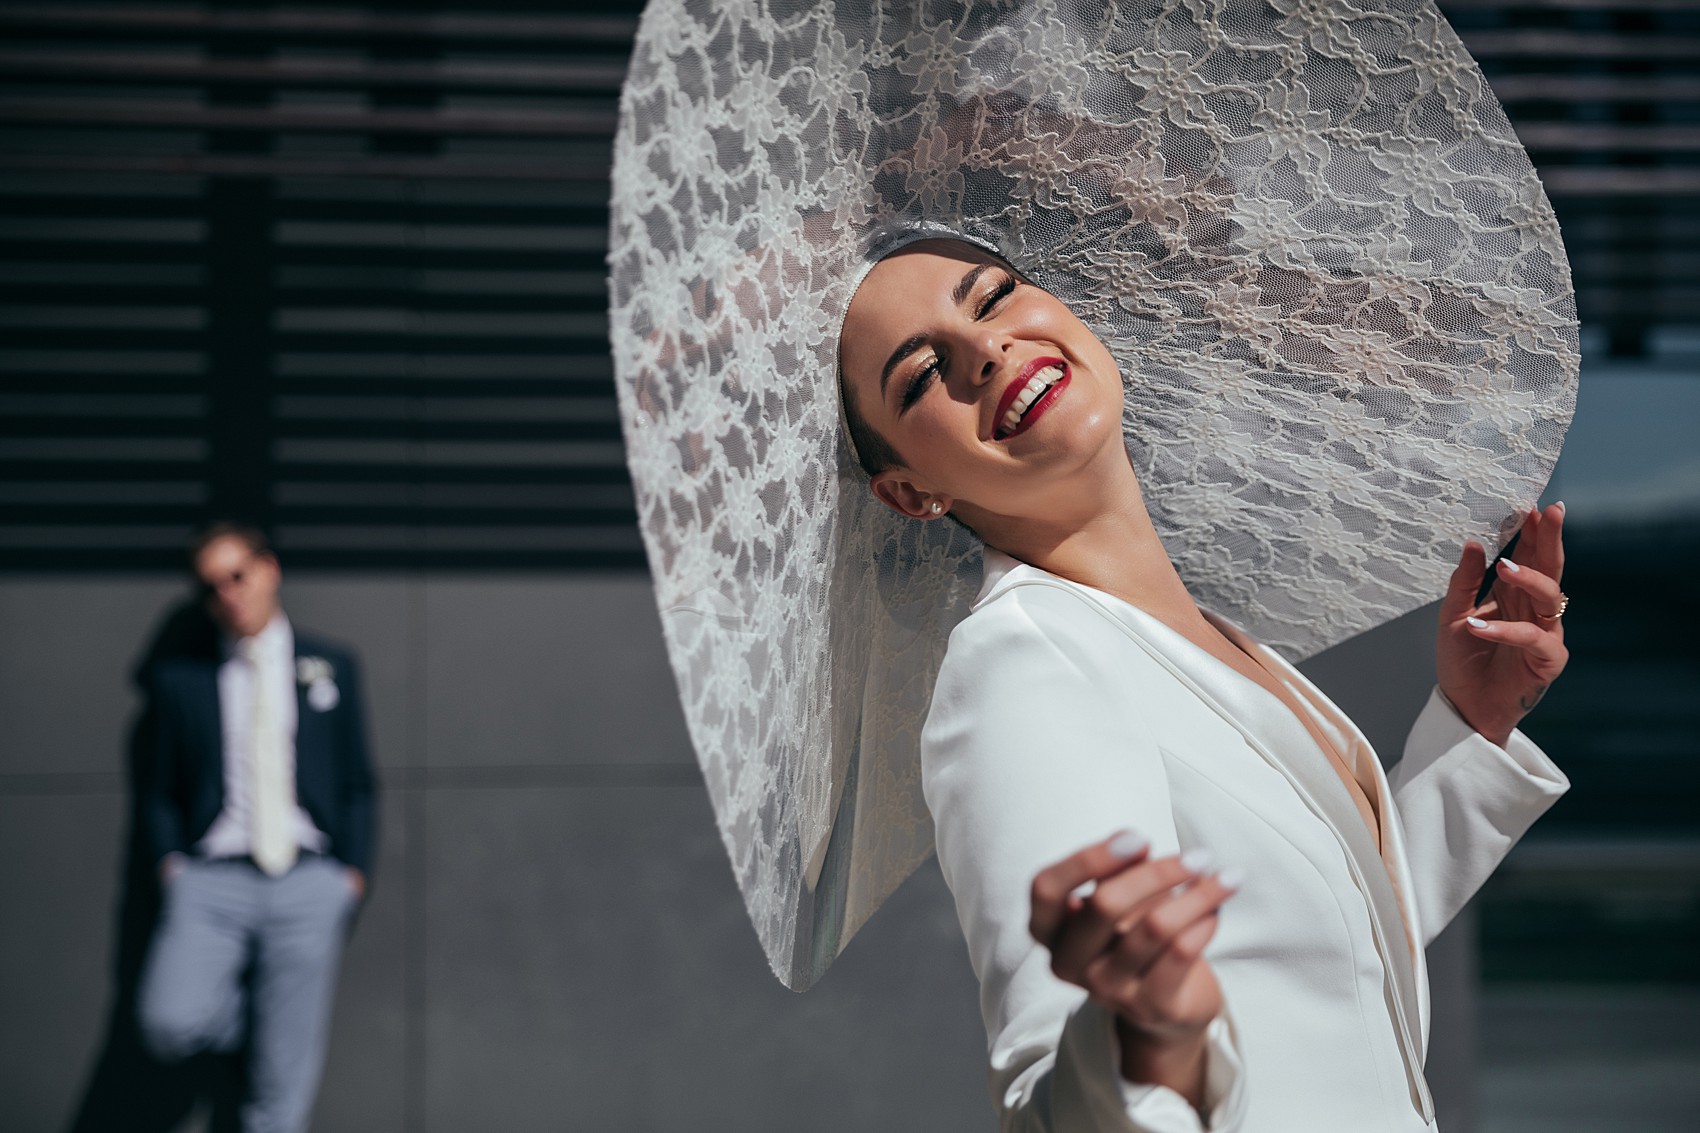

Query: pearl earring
[[930, 501, 943, 515]]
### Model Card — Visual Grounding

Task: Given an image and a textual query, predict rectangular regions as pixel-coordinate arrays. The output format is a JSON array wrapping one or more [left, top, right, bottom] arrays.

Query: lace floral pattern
[[609, 0, 1577, 989]]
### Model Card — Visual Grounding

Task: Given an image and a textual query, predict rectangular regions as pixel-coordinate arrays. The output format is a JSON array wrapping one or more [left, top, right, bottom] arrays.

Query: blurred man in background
[[136, 523, 376, 1133]]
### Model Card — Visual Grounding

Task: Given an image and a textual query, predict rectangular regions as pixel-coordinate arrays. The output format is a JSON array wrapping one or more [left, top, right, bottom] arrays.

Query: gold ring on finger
[[1535, 594, 1568, 622]]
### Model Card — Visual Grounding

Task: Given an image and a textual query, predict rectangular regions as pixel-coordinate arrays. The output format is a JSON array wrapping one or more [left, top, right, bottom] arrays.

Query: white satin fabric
[[922, 551, 1569, 1132]]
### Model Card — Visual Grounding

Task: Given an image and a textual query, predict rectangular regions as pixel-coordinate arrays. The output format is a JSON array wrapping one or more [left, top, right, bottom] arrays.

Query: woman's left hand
[[1436, 502, 1569, 747]]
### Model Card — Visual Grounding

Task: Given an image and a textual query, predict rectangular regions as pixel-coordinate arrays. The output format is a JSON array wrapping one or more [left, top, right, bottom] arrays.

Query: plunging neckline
[[1199, 611, 1387, 857], [976, 548, 1422, 974], [974, 549, 1388, 856]]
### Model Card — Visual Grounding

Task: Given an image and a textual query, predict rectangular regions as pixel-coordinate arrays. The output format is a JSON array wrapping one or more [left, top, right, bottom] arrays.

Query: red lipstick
[[992, 357, 1070, 441]]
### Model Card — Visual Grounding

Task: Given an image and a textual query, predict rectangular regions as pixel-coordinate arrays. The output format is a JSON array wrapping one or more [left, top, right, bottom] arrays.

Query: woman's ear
[[870, 471, 951, 520]]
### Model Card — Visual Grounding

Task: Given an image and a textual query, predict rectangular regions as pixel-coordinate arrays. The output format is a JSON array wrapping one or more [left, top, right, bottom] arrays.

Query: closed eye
[[898, 269, 1019, 413], [901, 356, 940, 410], [978, 272, 1016, 316]]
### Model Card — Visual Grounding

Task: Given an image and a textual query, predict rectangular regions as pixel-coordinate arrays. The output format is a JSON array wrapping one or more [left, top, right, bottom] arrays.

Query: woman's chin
[[1007, 403, 1122, 471]]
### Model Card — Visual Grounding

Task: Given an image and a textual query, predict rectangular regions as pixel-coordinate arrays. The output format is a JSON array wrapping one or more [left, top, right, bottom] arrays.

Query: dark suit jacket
[[140, 628, 377, 875]]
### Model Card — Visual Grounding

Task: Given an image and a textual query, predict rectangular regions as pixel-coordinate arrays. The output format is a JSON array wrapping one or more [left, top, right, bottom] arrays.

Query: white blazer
[[921, 551, 1569, 1133]]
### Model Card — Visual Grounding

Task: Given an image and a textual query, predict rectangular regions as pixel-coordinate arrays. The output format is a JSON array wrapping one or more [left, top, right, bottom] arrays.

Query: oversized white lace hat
[[608, 0, 1578, 989]]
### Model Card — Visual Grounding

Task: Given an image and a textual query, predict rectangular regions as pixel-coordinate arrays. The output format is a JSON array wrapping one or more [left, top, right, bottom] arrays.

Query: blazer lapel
[[1207, 616, 1433, 1045], [1131, 604, 1429, 1067], [996, 569, 1432, 1071], [193, 659, 224, 788], [291, 644, 320, 777]]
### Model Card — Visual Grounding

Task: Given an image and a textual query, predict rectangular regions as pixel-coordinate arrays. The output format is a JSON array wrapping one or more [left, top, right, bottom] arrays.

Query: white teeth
[[998, 366, 1065, 436]]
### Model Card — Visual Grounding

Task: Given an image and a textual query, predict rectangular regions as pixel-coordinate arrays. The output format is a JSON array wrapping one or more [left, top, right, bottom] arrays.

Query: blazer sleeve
[[1389, 686, 1569, 946], [922, 586, 1247, 1133], [331, 649, 378, 876]]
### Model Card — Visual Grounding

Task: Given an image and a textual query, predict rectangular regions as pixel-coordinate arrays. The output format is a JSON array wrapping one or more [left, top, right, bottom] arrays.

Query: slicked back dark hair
[[188, 521, 274, 571], [838, 365, 905, 477]]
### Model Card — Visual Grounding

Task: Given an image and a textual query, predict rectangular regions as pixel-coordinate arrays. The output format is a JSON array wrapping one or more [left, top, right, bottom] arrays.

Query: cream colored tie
[[243, 637, 298, 876]]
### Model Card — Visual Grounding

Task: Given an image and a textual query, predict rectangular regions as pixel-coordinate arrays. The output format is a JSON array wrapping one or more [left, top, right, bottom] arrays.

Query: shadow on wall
[[63, 596, 243, 1133]]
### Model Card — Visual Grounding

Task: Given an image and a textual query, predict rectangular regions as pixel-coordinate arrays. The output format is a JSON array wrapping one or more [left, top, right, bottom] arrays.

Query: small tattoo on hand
[[1519, 686, 1548, 713]]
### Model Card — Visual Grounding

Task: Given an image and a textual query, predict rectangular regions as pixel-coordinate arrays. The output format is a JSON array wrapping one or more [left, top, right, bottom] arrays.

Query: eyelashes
[[900, 358, 940, 410], [899, 272, 1018, 411]]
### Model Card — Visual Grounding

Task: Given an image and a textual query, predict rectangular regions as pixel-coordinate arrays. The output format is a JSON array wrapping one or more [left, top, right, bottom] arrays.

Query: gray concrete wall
[[0, 574, 1473, 1132]]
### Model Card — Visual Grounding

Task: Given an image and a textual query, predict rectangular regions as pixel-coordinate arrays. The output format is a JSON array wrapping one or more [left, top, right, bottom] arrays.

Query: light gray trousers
[[139, 855, 357, 1133]]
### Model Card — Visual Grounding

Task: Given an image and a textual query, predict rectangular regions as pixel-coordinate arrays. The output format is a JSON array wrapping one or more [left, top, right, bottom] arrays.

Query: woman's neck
[[978, 457, 1202, 624]]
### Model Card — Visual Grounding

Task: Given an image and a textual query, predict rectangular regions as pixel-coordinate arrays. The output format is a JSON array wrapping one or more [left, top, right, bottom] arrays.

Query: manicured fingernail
[[1499, 559, 1520, 573], [1108, 830, 1149, 859], [1466, 616, 1490, 629], [1553, 500, 1566, 514], [1180, 848, 1214, 873], [1069, 879, 1098, 903], [1217, 867, 1245, 890]]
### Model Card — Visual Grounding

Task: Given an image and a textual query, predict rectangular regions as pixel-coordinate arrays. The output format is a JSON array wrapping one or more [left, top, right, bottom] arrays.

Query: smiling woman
[[833, 233, 1577, 1128], [610, 0, 1581, 1129]]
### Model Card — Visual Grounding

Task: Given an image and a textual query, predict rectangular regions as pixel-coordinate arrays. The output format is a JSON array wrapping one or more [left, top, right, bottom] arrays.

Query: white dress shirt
[[197, 613, 330, 860]]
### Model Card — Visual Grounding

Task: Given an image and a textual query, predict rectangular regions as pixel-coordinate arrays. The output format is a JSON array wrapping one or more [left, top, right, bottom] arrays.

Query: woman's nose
[[970, 334, 1012, 385]]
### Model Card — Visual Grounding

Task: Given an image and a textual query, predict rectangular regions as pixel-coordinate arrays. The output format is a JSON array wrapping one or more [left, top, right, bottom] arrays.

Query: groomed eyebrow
[[878, 262, 995, 399], [952, 262, 993, 307]]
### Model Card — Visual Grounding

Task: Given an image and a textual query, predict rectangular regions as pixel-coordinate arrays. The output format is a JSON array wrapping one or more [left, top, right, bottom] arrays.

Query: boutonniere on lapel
[[296, 656, 340, 712]]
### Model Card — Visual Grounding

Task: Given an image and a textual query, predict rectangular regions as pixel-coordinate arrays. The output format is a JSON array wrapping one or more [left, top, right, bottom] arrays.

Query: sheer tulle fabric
[[608, 0, 1577, 989]]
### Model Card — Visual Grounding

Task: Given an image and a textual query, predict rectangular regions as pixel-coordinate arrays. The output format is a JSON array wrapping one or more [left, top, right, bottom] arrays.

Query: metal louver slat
[[0, 51, 631, 91], [0, 100, 619, 135], [0, 6, 639, 41]]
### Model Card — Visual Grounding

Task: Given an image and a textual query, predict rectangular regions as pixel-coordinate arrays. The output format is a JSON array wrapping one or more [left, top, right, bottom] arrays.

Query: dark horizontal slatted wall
[[0, 1, 642, 569], [1446, 0, 1700, 354], [1, 1, 1694, 570]]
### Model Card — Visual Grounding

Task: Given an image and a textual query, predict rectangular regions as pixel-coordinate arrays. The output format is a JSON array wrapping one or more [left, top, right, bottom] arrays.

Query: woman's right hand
[[1030, 830, 1240, 1103]]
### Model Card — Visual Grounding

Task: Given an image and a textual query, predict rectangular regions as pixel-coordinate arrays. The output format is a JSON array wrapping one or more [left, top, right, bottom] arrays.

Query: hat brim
[[610, 0, 1577, 988]]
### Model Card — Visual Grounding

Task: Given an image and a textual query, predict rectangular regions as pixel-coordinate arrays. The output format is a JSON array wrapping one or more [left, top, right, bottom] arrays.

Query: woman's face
[[839, 239, 1125, 525]]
